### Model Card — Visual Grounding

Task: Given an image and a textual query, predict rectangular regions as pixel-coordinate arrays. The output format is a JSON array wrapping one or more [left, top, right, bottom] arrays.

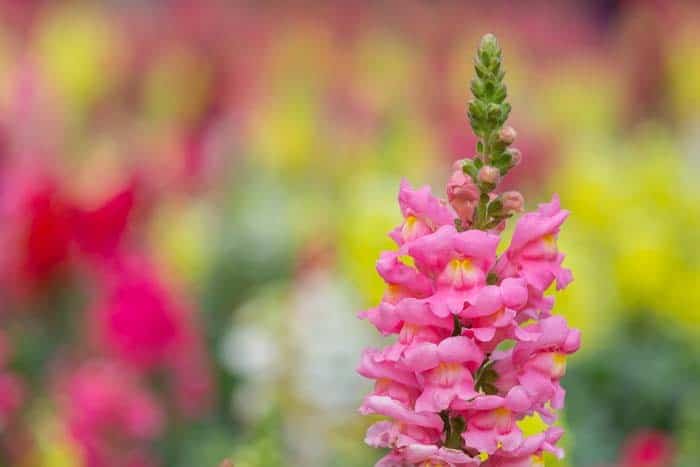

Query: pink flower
[[358, 348, 421, 405], [377, 444, 481, 466], [512, 316, 581, 367], [459, 388, 531, 454], [403, 336, 483, 412], [408, 226, 499, 317], [447, 168, 480, 224], [359, 178, 578, 464], [358, 53, 580, 463], [57, 360, 164, 467], [489, 317, 580, 421], [0, 372, 24, 425], [359, 301, 404, 336], [389, 179, 455, 248], [376, 251, 434, 304], [363, 396, 448, 454], [496, 195, 572, 292], [359, 177, 578, 463], [359, 251, 437, 336], [482, 427, 564, 466], [360, 394, 444, 433], [89, 258, 213, 416], [619, 430, 675, 467], [92, 264, 182, 369], [381, 300, 455, 362], [461, 278, 528, 346]]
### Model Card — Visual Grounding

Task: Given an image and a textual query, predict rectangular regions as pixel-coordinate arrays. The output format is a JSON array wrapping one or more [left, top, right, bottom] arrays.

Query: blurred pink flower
[[90, 258, 213, 416], [0, 372, 24, 427], [91, 261, 184, 370], [57, 360, 164, 467], [620, 430, 675, 467]]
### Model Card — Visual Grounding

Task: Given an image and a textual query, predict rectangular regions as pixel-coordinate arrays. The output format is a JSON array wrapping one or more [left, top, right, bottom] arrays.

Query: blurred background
[[0, 1, 698, 466]]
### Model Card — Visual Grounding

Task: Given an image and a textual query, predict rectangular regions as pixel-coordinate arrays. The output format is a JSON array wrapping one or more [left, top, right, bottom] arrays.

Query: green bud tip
[[479, 33, 499, 53]]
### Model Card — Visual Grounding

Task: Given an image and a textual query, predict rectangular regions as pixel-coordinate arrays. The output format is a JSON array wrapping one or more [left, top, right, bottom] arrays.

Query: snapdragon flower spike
[[357, 33, 580, 466]]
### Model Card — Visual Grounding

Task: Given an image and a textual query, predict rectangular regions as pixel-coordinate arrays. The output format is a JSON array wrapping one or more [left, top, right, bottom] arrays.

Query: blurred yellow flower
[[34, 5, 121, 117], [555, 126, 700, 348]]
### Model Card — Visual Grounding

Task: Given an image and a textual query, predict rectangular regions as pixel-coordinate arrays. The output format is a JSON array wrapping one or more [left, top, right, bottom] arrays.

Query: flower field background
[[0, 1, 699, 466]]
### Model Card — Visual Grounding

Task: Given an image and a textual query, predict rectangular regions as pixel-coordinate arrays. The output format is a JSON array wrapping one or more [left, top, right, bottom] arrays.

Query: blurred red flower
[[620, 430, 675, 467]]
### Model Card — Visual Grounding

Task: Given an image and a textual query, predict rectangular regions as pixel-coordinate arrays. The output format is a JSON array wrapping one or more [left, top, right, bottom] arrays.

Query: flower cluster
[[358, 34, 580, 466]]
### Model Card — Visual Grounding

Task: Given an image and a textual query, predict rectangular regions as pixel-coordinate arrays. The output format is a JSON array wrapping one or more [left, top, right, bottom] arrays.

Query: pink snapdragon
[[377, 444, 481, 467], [358, 34, 580, 466], [403, 336, 483, 413], [482, 428, 564, 467], [494, 195, 572, 293], [358, 178, 579, 465], [408, 225, 499, 318], [390, 179, 455, 249]]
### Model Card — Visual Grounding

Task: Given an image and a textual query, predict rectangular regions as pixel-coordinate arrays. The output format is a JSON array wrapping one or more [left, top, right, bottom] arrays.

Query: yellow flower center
[[402, 215, 428, 241], [494, 407, 511, 420], [542, 233, 557, 252], [493, 407, 513, 433], [399, 323, 420, 343], [375, 378, 392, 392], [433, 362, 463, 386], [385, 284, 404, 303], [445, 257, 478, 288], [449, 257, 474, 271], [531, 454, 545, 467], [552, 352, 567, 378]]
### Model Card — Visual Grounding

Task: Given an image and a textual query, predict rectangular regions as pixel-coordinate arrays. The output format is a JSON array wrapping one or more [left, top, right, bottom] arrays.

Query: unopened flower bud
[[498, 126, 517, 145], [451, 158, 468, 172], [501, 191, 524, 214], [480, 33, 499, 55], [447, 170, 479, 222], [507, 148, 522, 166], [478, 166, 500, 185], [219, 460, 234, 467], [447, 171, 479, 202]]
